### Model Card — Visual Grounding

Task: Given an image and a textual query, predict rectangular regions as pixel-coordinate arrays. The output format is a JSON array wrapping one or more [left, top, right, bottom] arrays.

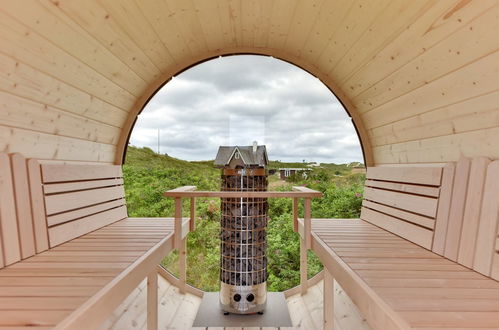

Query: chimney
[[252, 141, 258, 153]]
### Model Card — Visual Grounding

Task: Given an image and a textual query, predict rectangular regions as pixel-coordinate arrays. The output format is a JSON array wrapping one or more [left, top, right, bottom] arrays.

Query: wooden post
[[190, 197, 196, 231], [304, 197, 311, 249], [324, 268, 334, 330], [174, 197, 187, 294], [300, 236, 308, 295], [179, 237, 187, 294], [147, 271, 158, 330], [174, 197, 182, 250], [293, 197, 299, 232]]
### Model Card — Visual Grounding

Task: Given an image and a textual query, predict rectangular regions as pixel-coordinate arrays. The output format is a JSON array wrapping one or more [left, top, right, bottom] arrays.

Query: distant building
[[307, 162, 321, 168], [214, 142, 268, 169], [278, 168, 311, 180]]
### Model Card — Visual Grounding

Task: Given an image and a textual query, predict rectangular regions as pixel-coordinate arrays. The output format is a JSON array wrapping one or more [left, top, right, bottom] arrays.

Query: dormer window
[[234, 152, 240, 159]]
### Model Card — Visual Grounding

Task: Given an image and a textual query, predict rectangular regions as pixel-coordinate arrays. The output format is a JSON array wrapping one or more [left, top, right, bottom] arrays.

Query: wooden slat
[[0, 153, 21, 266], [10, 153, 35, 259], [41, 164, 122, 183], [164, 190, 323, 198], [189, 197, 196, 232], [458, 157, 490, 267], [323, 269, 334, 330], [53, 232, 174, 330], [293, 197, 299, 232], [360, 207, 433, 249], [26, 159, 49, 253], [432, 162, 456, 255], [47, 199, 126, 227], [300, 235, 308, 295], [304, 197, 312, 249], [43, 178, 124, 194], [366, 166, 443, 186], [474, 160, 499, 276], [48, 206, 128, 247], [362, 200, 435, 230], [363, 186, 438, 218], [491, 253, 499, 280], [44, 186, 125, 215], [365, 179, 440, 197], [147, 271, 158, 330], [444, 157, 471, 261]]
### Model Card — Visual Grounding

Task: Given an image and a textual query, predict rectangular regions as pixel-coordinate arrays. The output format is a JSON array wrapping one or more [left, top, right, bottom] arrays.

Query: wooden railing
[[163, 186, 322, 294]]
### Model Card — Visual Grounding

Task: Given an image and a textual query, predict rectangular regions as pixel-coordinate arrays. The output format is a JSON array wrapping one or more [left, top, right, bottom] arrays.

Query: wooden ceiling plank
[[330, 0, 431, 83], [314, 0, 392, 77], [355, 3, 499, 114], [164, 0, 209, 56], [0, 11, 136, 110], [301, 0, 354, 64], [283, 0, 324, 57], [53, 0, 162, 82], [1, 0, 148, 97], [345, 0, 495, 99], [373, 126, 499, 164], [363, 50, 499, 130], [266, 0, 298, 51], [369, 90, 499, 147], [98, 0, 177, 73], [136, 0, 193, 63], [250, 0, 273, 49], [192, 0, 226, 51]]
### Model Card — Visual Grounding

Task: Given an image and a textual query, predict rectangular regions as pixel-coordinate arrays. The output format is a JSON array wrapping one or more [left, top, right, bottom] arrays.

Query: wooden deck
[[102, 273, 370, 330]]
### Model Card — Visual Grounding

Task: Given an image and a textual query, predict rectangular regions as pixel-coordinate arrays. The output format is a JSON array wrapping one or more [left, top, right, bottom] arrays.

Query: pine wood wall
[[0, 0, 497, 165]]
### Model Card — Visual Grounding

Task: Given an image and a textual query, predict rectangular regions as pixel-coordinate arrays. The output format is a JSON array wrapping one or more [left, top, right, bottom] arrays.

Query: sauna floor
[[102, 275, 369, 329]]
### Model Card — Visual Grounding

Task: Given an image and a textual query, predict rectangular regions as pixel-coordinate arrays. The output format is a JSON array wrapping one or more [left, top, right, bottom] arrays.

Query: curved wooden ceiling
[[0, 0, 497, 165]]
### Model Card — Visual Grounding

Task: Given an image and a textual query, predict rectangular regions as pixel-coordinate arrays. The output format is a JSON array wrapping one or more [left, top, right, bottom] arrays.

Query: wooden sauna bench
[[0, 154, 189, 329], [308, 159, 499, 329]]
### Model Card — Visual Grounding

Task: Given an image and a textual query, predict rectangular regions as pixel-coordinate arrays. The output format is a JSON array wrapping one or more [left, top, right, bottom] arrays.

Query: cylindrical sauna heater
[[219, 166, 268, 314]]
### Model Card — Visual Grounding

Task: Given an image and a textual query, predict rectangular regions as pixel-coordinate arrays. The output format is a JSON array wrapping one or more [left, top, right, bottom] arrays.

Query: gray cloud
[[129, 55, 363, 164]]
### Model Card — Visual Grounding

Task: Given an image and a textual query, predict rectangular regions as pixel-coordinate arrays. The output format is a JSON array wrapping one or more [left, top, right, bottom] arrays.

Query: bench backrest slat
[[27, 159, 49, 253], [432, 163, 456, 254], [11, 153, 36, 259], [39, 163, 127, 247], [458, 157, 490, 267], [366, 166, 443, 186], [0, 154, 21, 266], [361, 166, 446, 249], [443, 157, 472, 261], [474, 160, 499, 277]]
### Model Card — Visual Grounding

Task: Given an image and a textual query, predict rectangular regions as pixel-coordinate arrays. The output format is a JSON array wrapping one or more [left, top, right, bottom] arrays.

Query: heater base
[[220, 282, 266, 314]]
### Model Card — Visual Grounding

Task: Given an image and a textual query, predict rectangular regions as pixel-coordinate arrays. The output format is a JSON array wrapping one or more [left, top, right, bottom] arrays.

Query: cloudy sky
[[129, 55, 363, 164]]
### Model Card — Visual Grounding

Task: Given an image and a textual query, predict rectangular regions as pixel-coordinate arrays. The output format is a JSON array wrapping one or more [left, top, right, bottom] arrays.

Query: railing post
[[174, 198, 182, 250], [174, 197, 187, 294], [179, 236, 187, 294], [293, 197, 299, 232], [300, 236, 308, 295], [300, 197, 312, 295], [190, 197, 196, 231], [304, 197, 311, 250], [324, 268, 335, 330], [147, 270, 158, 330]]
